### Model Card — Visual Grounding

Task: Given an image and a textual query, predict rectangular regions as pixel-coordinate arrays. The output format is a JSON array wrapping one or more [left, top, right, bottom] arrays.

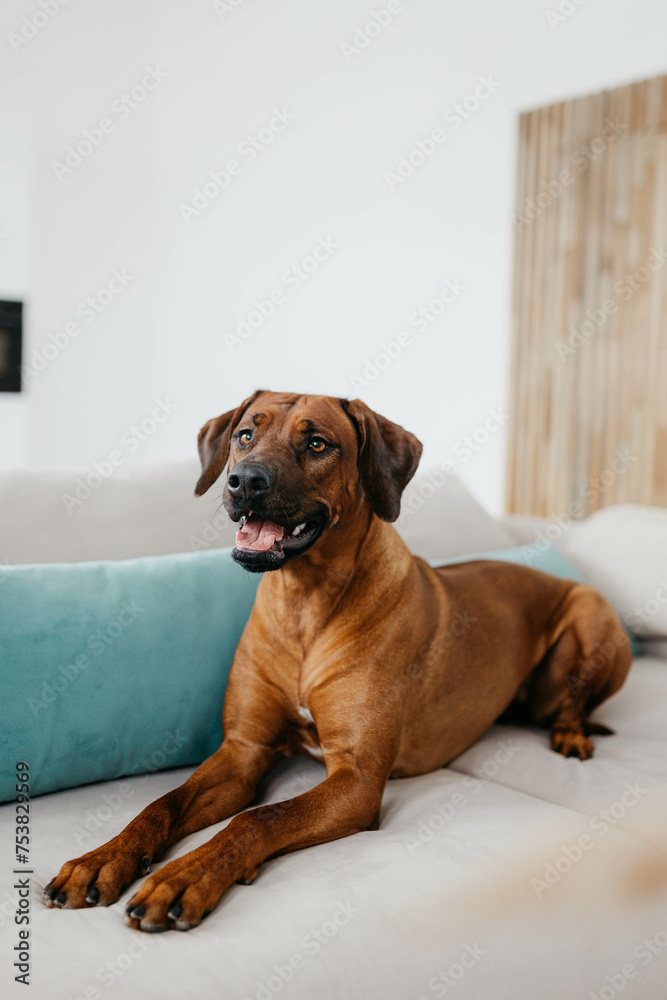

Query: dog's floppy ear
[[194, 390, 265, 497], [342, 398, 423, 522]]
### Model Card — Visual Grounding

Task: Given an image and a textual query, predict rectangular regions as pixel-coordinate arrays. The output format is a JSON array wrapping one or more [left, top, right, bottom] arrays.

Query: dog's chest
[[285, 705, 324, 761], [297, 705, 315, 726]]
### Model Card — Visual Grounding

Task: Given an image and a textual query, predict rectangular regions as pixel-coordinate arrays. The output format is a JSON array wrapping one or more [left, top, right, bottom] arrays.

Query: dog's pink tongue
[[236, 518, 284, 552]]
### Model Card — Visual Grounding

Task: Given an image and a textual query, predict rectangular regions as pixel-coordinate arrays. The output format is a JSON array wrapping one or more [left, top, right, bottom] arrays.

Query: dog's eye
[[308, 437, 327, 454], [238, 430, 253, 446]]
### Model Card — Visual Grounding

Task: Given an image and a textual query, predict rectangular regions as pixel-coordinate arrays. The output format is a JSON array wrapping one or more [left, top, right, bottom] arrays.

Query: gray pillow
[[0, 463, 511, 567], [396, 471, 514, 562]]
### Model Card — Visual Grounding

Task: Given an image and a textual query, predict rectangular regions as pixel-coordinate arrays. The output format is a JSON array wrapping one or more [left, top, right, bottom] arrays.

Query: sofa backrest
[[0, 461, 514, 565]]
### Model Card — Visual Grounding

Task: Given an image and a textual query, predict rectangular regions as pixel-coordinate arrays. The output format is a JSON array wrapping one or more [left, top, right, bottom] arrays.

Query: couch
[[1, 461, 666, 1000]]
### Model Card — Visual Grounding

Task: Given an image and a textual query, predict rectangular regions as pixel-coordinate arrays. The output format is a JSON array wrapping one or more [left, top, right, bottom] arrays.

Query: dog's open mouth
[[234, 511, 324, 555]]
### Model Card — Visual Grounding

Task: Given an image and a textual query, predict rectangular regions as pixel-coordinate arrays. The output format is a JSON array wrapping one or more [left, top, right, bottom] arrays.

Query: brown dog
[[44, 391, 632, 931]]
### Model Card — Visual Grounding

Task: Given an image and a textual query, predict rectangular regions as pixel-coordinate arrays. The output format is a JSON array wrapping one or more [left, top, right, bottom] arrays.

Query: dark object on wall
[[0, 300, 23, 393]]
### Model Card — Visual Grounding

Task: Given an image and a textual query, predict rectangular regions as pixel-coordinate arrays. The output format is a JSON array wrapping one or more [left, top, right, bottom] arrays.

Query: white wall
[[1, 0, 666, 515]]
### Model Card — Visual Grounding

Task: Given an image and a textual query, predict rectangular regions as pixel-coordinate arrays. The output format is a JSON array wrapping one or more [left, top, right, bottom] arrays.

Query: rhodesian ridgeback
[[44, 391, 632, 931]]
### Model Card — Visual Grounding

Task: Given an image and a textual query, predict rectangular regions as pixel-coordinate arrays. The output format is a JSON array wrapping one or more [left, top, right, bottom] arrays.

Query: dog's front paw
[[44, 841, 152, 909], [124, 841, 253, 932]]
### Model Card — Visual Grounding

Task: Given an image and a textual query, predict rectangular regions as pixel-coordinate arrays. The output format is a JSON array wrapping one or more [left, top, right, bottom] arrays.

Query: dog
[[44, 391, 632, 931]]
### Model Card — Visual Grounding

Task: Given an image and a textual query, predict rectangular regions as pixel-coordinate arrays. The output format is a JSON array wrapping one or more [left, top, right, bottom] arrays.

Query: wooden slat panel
[[506, 73, 667, 517], [506, 111, 529, 514]]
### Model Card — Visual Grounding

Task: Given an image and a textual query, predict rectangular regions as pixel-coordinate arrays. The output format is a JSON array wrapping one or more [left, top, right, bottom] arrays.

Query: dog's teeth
[[239, 515, 247, 528], [292, 523, 306, 537]]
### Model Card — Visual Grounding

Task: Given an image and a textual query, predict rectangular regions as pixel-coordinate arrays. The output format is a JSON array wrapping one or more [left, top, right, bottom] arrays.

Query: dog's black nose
[[227, 462, 273, 501]]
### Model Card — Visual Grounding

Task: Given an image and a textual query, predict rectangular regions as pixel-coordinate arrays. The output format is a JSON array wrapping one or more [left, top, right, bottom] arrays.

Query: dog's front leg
[[125, 684, 402, 932], [124, 758, 387, 931], [44, 736, 278, 910]]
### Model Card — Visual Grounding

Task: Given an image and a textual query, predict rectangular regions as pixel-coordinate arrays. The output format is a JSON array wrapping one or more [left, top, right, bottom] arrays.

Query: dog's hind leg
[[525, 585, 632, 760]]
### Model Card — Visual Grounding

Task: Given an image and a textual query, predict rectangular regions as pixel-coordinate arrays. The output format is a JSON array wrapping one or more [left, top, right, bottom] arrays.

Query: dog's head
[[195, 390, 422, 572]]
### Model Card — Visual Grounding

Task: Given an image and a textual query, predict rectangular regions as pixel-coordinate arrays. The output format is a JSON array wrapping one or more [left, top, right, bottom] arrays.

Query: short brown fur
[[45, 392, 632, 931]]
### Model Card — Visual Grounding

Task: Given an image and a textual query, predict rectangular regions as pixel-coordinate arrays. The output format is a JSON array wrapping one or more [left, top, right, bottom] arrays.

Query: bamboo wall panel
[[506, 74, 667, 518]]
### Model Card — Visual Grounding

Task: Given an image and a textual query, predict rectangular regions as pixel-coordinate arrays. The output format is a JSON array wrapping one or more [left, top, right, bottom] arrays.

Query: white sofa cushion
[[558, 504, 667, 638]]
